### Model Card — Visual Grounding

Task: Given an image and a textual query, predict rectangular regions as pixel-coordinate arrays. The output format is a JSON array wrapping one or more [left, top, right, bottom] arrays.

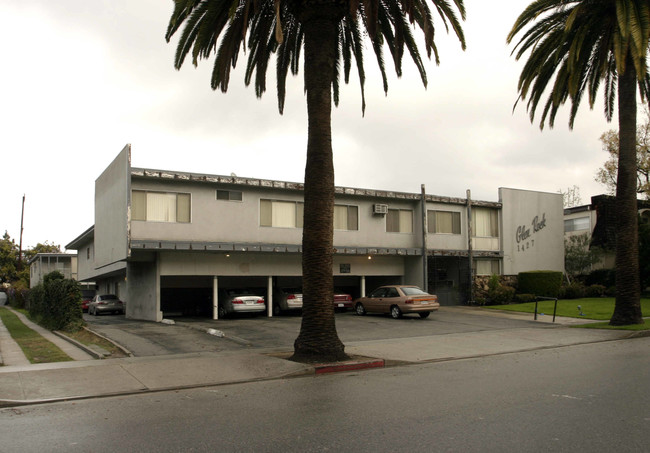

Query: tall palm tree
[[166, 0, 466, 361], [507, 0, 649, 325]]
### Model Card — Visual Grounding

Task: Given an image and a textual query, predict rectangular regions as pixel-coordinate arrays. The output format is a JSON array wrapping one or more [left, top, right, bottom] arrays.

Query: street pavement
[[0, 306, 646, 407]]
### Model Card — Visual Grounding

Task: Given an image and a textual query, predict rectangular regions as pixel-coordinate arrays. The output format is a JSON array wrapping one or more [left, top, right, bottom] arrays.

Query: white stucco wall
[[500, 188, 564, 275]]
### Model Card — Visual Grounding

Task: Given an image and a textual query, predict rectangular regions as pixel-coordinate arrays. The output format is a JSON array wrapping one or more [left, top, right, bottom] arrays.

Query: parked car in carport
[[333, 293, 353, 311], [353, 285, 439, 319], [88, 294, 125, 315], [218, 289, 266, 318], [272, 288, 303, 315]]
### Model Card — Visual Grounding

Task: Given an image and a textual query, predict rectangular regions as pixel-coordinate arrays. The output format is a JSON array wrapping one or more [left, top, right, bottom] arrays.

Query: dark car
[[333, 293, 353, 311], [88, 294, 125, 315], [354, 285, 439, 319]]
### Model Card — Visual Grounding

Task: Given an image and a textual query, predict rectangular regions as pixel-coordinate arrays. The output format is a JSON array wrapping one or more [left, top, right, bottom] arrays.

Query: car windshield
[[400, 287, 429, 296], [102, 295, 118, 300]]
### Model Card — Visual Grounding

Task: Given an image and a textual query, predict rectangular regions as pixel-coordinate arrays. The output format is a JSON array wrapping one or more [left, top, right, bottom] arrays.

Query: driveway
[[84, 307, 548, 357]]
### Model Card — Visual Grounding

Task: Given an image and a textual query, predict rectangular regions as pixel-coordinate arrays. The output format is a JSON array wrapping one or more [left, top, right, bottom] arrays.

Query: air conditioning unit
[[373, 204, 388, 215]]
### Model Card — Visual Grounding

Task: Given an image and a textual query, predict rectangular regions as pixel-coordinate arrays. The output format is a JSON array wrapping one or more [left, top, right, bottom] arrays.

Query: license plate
[[337, 303, 344, 307], [245, 301, 253, 305], [421, 301, 428, 304]]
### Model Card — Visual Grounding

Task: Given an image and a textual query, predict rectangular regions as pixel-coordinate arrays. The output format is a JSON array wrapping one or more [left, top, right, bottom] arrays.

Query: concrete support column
[[360, 276, 366, 298], [267, 276, 273, 317], [213, 276, 219, 320]]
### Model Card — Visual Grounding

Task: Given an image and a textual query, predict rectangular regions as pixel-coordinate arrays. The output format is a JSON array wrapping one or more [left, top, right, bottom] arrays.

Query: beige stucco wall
[[500, 188, 564, 274]]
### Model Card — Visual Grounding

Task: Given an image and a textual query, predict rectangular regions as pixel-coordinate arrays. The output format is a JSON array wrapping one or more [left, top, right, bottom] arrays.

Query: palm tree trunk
[[610, 57, 643, 325], [291, 5, 348, 362]]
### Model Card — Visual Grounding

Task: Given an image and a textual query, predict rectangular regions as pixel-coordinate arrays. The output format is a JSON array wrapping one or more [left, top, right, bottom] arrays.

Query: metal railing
[[534, 296, 559, 322]]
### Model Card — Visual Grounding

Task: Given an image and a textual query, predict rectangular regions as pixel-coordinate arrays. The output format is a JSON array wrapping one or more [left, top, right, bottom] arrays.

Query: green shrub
[[586, 269, 616, 288], [488, 285, 515, 305], [7, 281, 29, 308], [561, 282, 586, 299], [514, 293, 536, 303], [605, 286, 617, 297], [28, 271, 83, 331], [517, 271, 563, 297], [585, 284, 606, 297]]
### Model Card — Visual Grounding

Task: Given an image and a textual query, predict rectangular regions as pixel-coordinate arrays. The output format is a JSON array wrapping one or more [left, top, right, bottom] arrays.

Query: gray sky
[[1, 0, 616, 251]]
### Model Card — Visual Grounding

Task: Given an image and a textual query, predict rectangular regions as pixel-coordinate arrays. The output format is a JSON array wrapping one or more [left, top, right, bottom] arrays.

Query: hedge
[[517, 271, 563, 298]]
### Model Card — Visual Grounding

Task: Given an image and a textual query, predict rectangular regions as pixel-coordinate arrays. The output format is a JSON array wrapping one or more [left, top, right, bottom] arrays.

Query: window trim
[[334, 204, 359, 231], [132, 190, 192, 223], [216, 189, 243, 202], [472, 207, 499, 238], [428, 210, 461, 235], [386, 208, 413, 234], [260, 199, 304, 229]]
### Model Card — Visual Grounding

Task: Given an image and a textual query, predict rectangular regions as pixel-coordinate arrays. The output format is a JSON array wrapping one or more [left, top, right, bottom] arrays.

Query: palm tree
[[507, 0, 649, 325], [166, 0, 466, 361]]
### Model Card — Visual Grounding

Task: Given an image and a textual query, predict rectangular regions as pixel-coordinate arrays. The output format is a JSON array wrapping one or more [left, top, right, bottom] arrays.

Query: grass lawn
[[0, 307, 73, 364], [64, 328, 128, 358], [486, 298, 649, 329]]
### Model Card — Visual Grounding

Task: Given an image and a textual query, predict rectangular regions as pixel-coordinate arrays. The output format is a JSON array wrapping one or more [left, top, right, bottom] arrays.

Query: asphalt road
[[2, 337, 648, 452], [83, 307, 547, 356]]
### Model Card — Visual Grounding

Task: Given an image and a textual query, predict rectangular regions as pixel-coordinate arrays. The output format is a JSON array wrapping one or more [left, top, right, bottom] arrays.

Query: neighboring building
[[564, 195, 650, 272], [28, 253, 77, 288], [66, 145, 565, 321]]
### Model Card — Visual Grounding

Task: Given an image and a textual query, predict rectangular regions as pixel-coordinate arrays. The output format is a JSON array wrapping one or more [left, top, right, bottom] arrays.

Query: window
[[475, 259, 500, 276], [428, 210, 461, 234], [260, 199, 304, 228], [132, 190, 191, 223], [334, 205, 359, 231], [564, 216, 590, 232], [387, 209, 413, 233], [472, 208, 498, 237], [216, 190, 242, 201]]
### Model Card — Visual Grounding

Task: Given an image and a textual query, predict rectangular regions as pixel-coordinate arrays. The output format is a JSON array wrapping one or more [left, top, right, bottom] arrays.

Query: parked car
[[353, 285, 439, 319], [88, 294, 125, 315], [218, 289, 266, 318], [333, 293, 353, 311], [80, 289, 95, 312], [272, 288, 303, 315]]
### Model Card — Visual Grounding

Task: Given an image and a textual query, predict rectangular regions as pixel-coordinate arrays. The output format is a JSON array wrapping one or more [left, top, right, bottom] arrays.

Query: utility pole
[[17, 195, 25, 271], [421, 184, 428, 292], [466, 190, 474, 304]]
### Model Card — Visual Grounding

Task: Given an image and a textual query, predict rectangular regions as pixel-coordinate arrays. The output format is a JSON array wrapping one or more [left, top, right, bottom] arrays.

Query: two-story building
[[564, 194, 650, 272], [66, 145, 565, 321], [28, 253, 77, 287]]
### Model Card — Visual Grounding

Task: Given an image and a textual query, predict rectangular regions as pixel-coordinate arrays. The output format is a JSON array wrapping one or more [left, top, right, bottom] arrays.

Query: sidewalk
[[0, 307, 93, 365], [0, 307, 645, 407]]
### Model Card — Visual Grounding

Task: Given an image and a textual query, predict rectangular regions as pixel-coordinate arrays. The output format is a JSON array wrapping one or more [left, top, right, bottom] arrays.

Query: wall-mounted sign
[[340, 264, 351, 274], [515, 213, 547, 252]]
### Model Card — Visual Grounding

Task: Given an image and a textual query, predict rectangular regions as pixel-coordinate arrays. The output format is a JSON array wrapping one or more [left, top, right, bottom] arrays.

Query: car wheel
[[419, 312, 431, 319], [355, 303, 366, 316], [273, 303, 281, 316], [390, 305, 402, 319], [218, 306, 227, 319]]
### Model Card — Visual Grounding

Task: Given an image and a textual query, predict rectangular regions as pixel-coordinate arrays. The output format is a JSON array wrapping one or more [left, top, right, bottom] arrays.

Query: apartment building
[[66, 145, 564, 321]]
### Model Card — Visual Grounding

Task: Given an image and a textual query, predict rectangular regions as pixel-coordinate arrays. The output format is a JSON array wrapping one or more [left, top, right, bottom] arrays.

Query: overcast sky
[[1, 0, 617, 251]]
